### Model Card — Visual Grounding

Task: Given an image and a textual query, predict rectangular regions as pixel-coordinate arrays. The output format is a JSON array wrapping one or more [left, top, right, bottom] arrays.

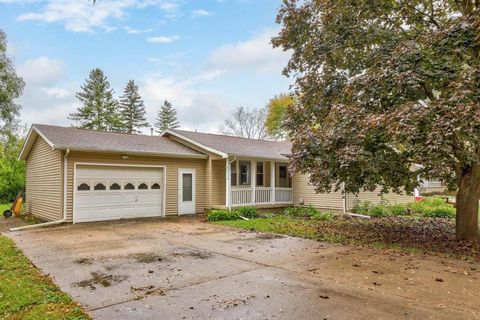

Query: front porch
[[209, 158, 293, 210]]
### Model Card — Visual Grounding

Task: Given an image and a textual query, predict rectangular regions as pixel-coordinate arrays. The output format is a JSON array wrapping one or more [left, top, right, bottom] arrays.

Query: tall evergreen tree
[[69, 68, 122, 132], [119, 80, 148, 134], [0, 30, 24, 141], [155, 100, 179, 133]]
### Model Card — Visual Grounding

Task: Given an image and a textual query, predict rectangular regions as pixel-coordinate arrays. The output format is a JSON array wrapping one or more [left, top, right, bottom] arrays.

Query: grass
[[215, 216, 346, 243], [0, 235, 90, 320]]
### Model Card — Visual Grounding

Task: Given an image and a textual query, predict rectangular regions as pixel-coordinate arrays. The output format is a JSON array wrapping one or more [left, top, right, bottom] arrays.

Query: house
[[19, 124, 413, 223]]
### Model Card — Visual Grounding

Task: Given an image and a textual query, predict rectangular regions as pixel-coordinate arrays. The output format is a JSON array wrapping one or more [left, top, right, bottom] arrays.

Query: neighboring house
[[19, 124, 413, 223]]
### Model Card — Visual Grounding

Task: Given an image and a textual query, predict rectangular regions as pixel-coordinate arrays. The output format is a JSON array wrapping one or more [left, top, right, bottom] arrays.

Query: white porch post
[[226, 158, 231, 211], [270, 161, 275, 205], [252, 160, 256, 205]]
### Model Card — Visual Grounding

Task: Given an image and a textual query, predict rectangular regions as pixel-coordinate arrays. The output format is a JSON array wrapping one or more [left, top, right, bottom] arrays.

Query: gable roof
[[163, 129, 291, 161], [19, 124, 206, 160]]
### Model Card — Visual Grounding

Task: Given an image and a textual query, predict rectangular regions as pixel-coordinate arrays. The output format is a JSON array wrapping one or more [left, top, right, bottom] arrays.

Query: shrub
[[237, 207, 258, 219], [207, 210, 240, 221], [310, 211, 335, 221], [388, 204, 409, 216], [407, 196, 455, 219], [368, 205, 391, 217], [353, 201, 373, 215], [283, 206, 320, 218], [422, 206, 455, 219]]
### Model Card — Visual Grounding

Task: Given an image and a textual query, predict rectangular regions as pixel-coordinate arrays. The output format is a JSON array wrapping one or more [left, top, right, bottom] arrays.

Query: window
[[110, 183, 121, 190], [256, 162, 264, 186], [77, 183, 90, 191], [124, 182, 135, 190], [138, 183, 148, 190], [231, 161, 237, 186], [239, 161, 251, 185], [278, 165, 291, 188], [94, 183, 106, 190], [182, 173, 193, 201], [151, 183, 161, 189]]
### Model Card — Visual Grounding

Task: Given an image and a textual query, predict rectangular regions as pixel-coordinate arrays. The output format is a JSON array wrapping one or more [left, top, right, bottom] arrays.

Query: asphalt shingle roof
[[169, 129, 291, 161], [33, 124, 204, 157]]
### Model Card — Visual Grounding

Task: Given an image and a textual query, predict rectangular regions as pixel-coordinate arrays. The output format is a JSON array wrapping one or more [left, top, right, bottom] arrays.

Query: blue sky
[[0, 0, 291, 133]]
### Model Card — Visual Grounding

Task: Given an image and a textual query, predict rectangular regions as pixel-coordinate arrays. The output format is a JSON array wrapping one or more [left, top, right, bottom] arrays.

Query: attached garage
[[73, 164, 165, 223]]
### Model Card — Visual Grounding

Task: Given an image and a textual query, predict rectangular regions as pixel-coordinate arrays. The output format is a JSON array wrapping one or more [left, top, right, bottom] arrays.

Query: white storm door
[[178, 169, 196, 215]]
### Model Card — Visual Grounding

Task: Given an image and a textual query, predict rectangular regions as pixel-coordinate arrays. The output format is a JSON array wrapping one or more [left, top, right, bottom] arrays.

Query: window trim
[[239, 160, 251, 186], [256, 162, 264, 186]]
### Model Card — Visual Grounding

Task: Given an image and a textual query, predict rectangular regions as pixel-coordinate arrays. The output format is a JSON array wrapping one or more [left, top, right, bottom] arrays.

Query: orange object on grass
[[13, 197, 22, 216]]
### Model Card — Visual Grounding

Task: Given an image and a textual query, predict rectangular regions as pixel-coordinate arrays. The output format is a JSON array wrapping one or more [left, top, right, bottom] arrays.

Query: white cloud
[[42, 87, 70, 99], [124, 26, 153, 34], [16, 0, 183, 33], [18, 56, 64, 86], [140, 72, 230, 132], [147, 35, 179, 43], [192, 9, 212, 17], [209, 28, 290, 74]]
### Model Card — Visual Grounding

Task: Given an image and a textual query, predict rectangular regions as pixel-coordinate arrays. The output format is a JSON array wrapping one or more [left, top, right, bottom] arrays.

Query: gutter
[[10, 149, 70, 231]]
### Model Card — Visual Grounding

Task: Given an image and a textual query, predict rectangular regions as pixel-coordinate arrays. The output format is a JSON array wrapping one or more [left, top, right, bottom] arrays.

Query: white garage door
[[74, 165, 164, 223]]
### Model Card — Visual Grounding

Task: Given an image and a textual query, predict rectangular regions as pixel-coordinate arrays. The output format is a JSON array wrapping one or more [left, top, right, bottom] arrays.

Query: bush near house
[[207, 210, 241, 221], [352, 197, 455, 219], [237, 207, 259, 219]]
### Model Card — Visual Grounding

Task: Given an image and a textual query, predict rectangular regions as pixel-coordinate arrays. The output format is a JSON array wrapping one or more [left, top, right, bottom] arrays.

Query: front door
[[178, 169, 196, 215]]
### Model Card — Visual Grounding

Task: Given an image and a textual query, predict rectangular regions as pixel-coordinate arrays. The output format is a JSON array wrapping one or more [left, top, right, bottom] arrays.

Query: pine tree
[[69, 68, 122, 132], [119, 80, 148, 134], [155, 100, 179, 133]]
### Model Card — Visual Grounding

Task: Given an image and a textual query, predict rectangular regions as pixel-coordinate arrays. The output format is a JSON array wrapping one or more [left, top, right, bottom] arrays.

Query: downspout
[[10, 149, 70, 231], [342, 182, 347, 214]]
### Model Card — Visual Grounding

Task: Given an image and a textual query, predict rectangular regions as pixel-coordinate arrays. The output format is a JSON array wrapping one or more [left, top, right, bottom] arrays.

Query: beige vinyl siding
[[211, 159, 226, 206], [25, 136, 63, 221], [346, 189, 414, 210], [292, 173, 344, 210], [66, 152, 205, 222]]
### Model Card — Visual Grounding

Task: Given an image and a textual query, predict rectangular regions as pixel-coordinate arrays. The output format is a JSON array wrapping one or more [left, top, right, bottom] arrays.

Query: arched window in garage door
[[77, 183, 90, 191]]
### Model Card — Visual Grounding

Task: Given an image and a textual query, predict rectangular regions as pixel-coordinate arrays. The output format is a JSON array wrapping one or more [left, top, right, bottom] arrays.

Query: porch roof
[[163, 129, 292, 161]]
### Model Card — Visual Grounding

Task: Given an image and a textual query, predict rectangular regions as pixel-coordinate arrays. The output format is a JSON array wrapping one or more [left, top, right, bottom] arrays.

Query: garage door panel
[[74, 165, 164, 223]]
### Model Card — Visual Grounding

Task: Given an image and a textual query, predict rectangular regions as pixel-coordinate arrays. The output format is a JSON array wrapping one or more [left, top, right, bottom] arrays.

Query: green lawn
[[215, 216, 347, 243], [0, 203, 11, 213], [0, 235, 90, 320]]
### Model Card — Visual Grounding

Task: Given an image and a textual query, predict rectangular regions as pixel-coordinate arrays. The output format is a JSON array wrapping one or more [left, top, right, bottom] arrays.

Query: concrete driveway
[[6, 216, 480, 319]]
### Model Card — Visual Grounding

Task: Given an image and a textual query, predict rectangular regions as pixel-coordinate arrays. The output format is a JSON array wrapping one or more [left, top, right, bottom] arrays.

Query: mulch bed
[[313, 217, 480, 260]]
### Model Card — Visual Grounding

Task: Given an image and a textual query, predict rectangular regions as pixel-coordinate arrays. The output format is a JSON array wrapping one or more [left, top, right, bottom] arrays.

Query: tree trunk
[[456, 167, 480, 241]]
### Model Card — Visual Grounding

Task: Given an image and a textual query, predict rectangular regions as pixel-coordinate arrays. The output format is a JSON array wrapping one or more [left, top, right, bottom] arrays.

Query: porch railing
[[275, 187, 294, 203], [230, 187, 293, 207]]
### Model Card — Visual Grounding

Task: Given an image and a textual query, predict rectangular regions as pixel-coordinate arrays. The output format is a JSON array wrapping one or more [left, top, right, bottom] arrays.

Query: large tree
[[221, 106, 269, 140], [265, 93, 295, 140], [69, 68, 122, 132], [155, 100, 179, 133], [119, 80, 148, 134], [273, 0, 480, 240], [0, 30, 24, 141]]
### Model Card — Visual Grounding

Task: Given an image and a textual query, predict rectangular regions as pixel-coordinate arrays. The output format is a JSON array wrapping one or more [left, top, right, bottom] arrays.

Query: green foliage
[[69, 68, 122, 132], [353, 201, 410, 217], [0, 236, 90, 319], [0, 134, 25, 203], [273, 0, 480, 238], [283, 206, 334, 220], [368, 206, 391, 218], [0, 30, 24, 138], [237, 207, 258, 219], [389, 204, 409, 216], [265, 93, 295, 140], [408, 197, 455, 218], [155, 100, 179, 133], [119, 80, 149, 134], [310, 211, 335, 221], [207, 209, 240, 221]]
